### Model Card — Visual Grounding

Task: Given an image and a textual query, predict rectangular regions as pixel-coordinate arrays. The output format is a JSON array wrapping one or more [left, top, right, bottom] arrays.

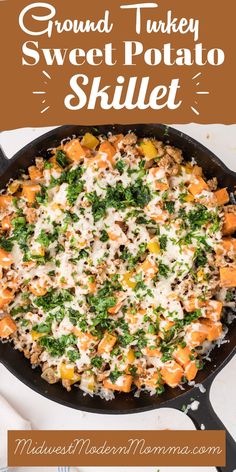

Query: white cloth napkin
[[0, 394, 31, 469], [0, 394, 80, 471]]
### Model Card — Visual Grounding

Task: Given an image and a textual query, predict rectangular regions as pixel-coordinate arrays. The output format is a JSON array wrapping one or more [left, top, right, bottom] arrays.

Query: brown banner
[[8, 430, 225, 467], [0, 0, 236, 130]]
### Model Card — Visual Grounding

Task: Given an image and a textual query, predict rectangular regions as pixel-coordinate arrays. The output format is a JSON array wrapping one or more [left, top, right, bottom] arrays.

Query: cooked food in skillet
[[0, 131, 235, 399]]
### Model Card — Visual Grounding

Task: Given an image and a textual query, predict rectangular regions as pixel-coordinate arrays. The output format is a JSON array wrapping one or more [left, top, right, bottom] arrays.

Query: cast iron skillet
[[0, 125, 236, 471]]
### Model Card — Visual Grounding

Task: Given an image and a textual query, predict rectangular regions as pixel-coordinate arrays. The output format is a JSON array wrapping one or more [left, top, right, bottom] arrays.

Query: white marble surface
[[0, 125, 236, 472]]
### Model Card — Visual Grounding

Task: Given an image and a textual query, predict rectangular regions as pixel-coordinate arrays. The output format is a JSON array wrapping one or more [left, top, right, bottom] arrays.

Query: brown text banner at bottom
[[8, 430, 225, 467]]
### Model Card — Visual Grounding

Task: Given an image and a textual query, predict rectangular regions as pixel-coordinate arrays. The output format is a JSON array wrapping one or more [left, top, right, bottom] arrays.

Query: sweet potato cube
[[185, 360, 198, 382], [28, 165, 43, 181], [189, 177, 209, 196], [22, 182, 41, 204], [0, 316, 16, 338], [214, 188, 230, 206], [201, 319, 222, 341], [173, 345, 192, 368], [86, 153, 111, 169], [222, 213, 236, 235], [0, 195, 13, 209], [87, 280, 97, 294], [0, 248, 13, 268], [48, 155, 63, 172], [113, 134, 124, 150], [220, 267, 236, 287], [192, 165, 203, 177], [64, 139, 85, 162], [98, 332, 117, 354], [143, 371, 162, 389], [217, 238, 236, 255], [149, 167, 169, 191], [0, 289, 14, 308], [205, 300, 223, 321], [144, 346, 161, 357], [29, 283, 47, 297], [183, 297, 205, 313], [184, 163, 202, 176], [99, 141, 116, 166], [108, 300, 123, 315], [161, 361, 183, 388], [187, 322, 209, 347], [139, 259, 158, 279], [73, 329, 97, 351], [223, 238, 236, 252], [103, 374, 132, 393], [1, 215, 12, 231]]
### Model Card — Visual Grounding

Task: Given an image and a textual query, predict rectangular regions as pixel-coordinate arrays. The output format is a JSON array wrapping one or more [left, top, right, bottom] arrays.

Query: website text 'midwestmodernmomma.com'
[[8, 430, 225, 467]]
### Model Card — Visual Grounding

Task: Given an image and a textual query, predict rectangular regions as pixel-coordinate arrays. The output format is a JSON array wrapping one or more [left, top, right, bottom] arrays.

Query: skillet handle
[[173, 378, 236, 472], [0, 145, 10, 177]]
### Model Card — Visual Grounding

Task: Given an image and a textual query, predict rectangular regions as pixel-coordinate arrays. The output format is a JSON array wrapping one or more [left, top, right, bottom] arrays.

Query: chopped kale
[[0, 237, 14, 252], [158, 263, 170, 278], [56, 150, 68, 168], [100, 230, 109, 242], [36, 185, 48, 204], [184, 309, 202, 325], [87, 179, 151, 222], [109, 367, 123, 384], [86, 191, 107, 222], [225, 290, 235, 302], [91, 356, 103, 369], [120, 243, 147, 269], [67, 349, 81, 362], [194, 247, 207, 267], [33, 321, 52, 334], [39, 334, 77, 357], [159, 234, 167, 251], [11, 217, 34, 254], [164, 201, 175, 214], [115, 160, 126, 174], [36, 229, 51, 248], [67, 180, 84, 205], [34, 289, 73, 311]]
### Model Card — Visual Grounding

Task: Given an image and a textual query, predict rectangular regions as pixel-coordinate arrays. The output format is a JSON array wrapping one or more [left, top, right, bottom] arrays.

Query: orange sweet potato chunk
[[64, 139, 85, 162], [205, 300, 223, 321], [1, 215, 12, 231], [222, 213, 236, 236], [217, 238, 236, 255], [103, 375, 132, 392], [189, 177, 209, 196], [22, 182, 41, 204], [201, 319, 222, 341], [185, 360, 198, 382], [108, 300, 123, 314], [0, 248, 13, 268], [139, 259, 158, 279], [183, 297, 205, 313], [0, 195, 13, 209], [0, 316, 16, 338], [98, 332, 117, 354], [223, 238, 236, 251], [187, 322, 209, 347], [173, 345, 192, 368], [0, 289, 14, 308], [99, 141, 116, 166], [220, 267, 236, 287], [161, 361, 183, 388], [28, 166, 43, 181], [214, 188, 230, 206]]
